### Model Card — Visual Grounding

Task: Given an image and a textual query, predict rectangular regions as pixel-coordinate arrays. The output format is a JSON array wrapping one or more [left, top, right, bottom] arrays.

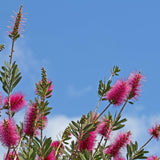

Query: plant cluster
[[0, 5, 159, 160]]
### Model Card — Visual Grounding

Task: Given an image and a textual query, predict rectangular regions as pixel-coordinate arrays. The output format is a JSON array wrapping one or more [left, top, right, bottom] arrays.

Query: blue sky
[[0, 0, 160, 158]]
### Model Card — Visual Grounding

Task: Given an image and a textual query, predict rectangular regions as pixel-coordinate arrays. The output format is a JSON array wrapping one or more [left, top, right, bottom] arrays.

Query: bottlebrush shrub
[[0, 5, 159, 160]]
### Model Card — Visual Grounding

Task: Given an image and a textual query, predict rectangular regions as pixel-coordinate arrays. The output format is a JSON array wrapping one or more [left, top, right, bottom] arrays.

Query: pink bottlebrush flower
[[79, 131, 96, 152], [147, 156, 159, 160], [148, 124, 160, 140], [105, 80, 131, 106], [4, 92, 27, 112], [51, 141, 63, 148], [96, 118, 112, 139], [23, 103, 38, 136], [4, 152, 19, 160], [127, 72, 144, 100], [0, 119, 20, 147], [44, 150, 56, 160], [104, 131, 131, 158], [35, 80, 53, 98]]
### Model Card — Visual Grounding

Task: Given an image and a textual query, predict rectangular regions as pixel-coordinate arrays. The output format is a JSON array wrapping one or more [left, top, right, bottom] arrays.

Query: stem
[[41, 117, 43, 160], [103, 138, 108, 149], [13, 147, 19, 160], [94, 72, 115, 114], [5, 147, 10, 160], [96, 103, 111, 121], [94, 96, 102, 114], [54, 138, 64, 157], [130, 136, 153, 160], [8, 38, 15, 118], [113, 99, 128, 124], [40, 97, 45, 160], [14, 137, 23, 160], [91, 136, 103, 160]]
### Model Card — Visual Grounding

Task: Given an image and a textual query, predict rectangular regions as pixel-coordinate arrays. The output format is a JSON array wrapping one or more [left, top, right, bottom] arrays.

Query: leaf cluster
[[126, 141, 149, 160], [0, 61, 21, 94]]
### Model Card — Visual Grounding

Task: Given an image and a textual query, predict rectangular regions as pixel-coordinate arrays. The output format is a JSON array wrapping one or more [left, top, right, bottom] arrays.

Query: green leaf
[[30, 150, 36, 160], [83, 123, 92, 130], [127, 144, 132, 158], [2, 84, 9, 93], [84, 149, 89, 159], [44, 146, 53, 158], [79, 153, 86, 160], [113, 124, 125, 130], [0, 44, 5, 52], [71, 121, 80, 129], [11, 76, 22, 91], [4, 61, 9, 69], [129, 101, 134, 104]]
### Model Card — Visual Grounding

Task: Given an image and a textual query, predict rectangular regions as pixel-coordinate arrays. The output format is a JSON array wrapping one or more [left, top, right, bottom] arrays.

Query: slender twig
[[40, 111, 44, 160], [8, 38, 15, 118], [94, 97, 102, 114], [14, 137, 23, 160], [96, 103, 111, 121], [91, 136, 103, 160], [13, 147, 19, 160], [94, 72, 115, 114], [103, 138, 108, 149], [129, 136, 153, 160], [40, 96, 45, 160], [113, 99, 128, 125], [55, 138, 64, 157], [5, 147, 10, 160]]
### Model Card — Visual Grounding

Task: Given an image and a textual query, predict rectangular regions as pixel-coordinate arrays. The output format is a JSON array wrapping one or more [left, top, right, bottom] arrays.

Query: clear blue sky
[[0, 0, 160, 157]]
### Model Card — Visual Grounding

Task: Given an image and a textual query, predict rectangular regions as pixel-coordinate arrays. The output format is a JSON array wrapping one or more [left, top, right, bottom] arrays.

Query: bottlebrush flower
[[104, 131, 131, 158], [148, 124, 160, 140], [35, 80, 53, 98], [8, 5, 23, 39], [23, 103, 38, 136], [147, 156, 159, 160], [96, 118, 112, 139], [0, 119, 20, 147], [4, 92, 27, 112], [79, 131, 96, 152], [51, 141, 64, 149], [4, 152, 19, 160], [127, 72, 144, 100], [44, 150, 56, 160], [105, 80, 131, 106]]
